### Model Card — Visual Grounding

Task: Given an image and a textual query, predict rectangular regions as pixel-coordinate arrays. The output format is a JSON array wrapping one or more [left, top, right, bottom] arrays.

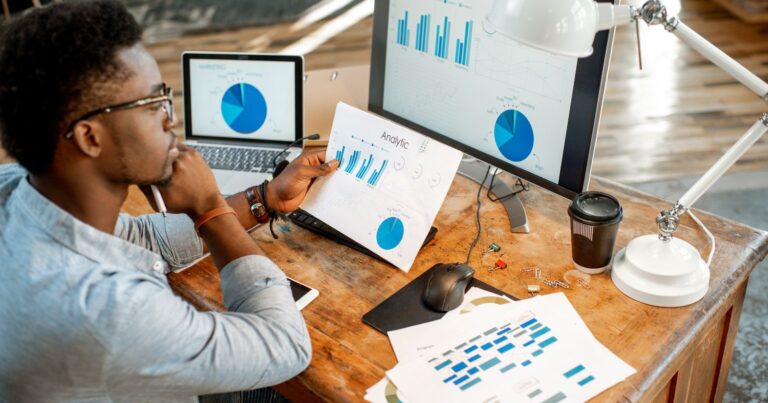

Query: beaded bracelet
[[258, 181, 283, 240]]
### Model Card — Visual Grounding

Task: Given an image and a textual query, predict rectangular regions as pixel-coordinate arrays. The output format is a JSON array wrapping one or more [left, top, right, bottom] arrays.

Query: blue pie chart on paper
[[221, 83, 267, 134], [494, 109, 534, 162], [376, 217, 405, 250]]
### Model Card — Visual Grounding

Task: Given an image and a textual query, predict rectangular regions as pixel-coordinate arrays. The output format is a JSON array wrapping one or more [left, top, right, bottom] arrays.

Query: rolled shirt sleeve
[[83, 255, 311, 398], [114, 213, 204, 270]]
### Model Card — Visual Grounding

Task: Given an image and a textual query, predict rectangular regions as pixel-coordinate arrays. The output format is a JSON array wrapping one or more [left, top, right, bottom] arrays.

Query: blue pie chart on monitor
[[376, 217, 405, 250], [221, 83, 267, 134], [494, 109, 534, 162]]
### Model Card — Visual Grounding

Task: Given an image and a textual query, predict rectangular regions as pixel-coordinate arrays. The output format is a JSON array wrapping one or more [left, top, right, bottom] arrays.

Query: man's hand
[[266, 149, 339, 213], [141, 144, 227, 220]]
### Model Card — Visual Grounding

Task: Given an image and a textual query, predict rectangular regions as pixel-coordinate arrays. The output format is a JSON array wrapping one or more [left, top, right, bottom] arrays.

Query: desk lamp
[[485, 0, 768, 307]]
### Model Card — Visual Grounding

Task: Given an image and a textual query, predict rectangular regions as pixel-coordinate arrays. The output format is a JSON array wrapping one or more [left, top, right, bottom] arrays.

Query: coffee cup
[[567, 191, 623, 274]]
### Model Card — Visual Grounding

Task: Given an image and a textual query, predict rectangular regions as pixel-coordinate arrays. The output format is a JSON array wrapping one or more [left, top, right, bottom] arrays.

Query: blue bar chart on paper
[[368, 160, 389, 186], [397, 11, 410, 46], [434, 16, 451, 59], [454, 20, 473, 66], [356, 154, 375, 180], [335, 146, 390, 187], [425, 314, 562, 394], [347, 151, 361, 173], [301, 103, 465, 272], [335, 146, 346, 167], [415, 14, 431, 53], [384, 292, 637, 401]]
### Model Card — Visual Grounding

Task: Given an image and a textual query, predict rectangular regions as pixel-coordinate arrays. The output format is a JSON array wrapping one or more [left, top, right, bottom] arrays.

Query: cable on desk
[[688, 209, 716, 267], [486, 168, 529, 202], [465, 166, 491, 265]]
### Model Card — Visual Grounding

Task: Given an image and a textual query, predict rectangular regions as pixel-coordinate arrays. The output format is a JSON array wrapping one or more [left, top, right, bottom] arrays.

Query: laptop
[[182, 52, 304, 195]]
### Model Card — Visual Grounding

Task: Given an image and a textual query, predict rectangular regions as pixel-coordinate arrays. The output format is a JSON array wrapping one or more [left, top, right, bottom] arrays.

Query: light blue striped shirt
[[0, 164, 311, 402]]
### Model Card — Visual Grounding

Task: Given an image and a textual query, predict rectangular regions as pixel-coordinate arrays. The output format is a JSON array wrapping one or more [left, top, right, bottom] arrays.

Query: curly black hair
[[0, 1, 142, 174]]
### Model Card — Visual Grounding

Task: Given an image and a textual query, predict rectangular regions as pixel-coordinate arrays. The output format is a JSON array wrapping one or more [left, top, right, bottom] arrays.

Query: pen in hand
[[150, 185, 167, 217]]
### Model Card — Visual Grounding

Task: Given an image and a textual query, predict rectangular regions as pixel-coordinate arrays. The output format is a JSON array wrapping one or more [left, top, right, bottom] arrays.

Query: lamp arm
[[596, 3, 634, 30], [631, 9, 768, 240], [677, 116, 768, 210], [669, 20, 768, 99], [657, 116, 768, 240], [618, 1, 768, 98]]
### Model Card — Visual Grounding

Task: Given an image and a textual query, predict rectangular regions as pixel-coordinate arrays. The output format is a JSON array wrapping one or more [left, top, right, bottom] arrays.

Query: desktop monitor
[[368, 0, 615, 198]]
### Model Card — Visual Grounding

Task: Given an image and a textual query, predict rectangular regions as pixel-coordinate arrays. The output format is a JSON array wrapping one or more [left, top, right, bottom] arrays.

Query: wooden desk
[[124, 174, 767, 402]]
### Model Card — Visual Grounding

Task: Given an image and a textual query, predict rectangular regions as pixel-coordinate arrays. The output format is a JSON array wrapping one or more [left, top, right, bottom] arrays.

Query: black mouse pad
[[362, 264, 518, 334]]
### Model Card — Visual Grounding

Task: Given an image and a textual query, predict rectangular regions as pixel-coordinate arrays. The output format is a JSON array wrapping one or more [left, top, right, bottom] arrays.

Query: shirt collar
[[12, 176, 168, 276]]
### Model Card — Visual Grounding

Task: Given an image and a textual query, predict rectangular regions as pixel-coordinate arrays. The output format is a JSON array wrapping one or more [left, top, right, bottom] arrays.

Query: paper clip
[[520, 266, 543, 280], [489, 259, 508, 272], [542, 279, 570, 289], [483, 243, 502, 258], [564, 270, 591, 289]]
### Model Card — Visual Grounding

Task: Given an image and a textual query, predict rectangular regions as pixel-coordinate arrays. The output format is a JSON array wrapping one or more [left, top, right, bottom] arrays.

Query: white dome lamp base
[[611, 205, 710, 307]]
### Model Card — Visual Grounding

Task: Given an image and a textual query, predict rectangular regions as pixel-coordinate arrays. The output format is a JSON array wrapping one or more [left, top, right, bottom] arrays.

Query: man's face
[[97, 45, 179, 187]]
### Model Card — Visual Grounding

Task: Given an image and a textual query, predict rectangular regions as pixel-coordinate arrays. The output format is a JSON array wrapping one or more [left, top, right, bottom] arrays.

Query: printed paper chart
[[386, 294, 636, 402], [301, 102, 463, 271]]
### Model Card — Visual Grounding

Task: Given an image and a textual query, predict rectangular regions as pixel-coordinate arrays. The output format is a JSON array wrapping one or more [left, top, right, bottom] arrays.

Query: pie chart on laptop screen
[[221, 82, 268, 134]]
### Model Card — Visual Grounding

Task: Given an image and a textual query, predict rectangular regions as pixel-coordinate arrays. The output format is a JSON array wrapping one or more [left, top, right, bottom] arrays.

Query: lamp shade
[[485, 0, 630, 57]]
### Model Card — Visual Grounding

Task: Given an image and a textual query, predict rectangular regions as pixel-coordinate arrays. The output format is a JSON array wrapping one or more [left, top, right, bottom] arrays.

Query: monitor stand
[[457, 158, 530, 234]]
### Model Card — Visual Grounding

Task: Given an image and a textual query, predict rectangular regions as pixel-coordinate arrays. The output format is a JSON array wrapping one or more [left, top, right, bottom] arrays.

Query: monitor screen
[[182, 53, 303, 144], [369, 0, 614, 198]]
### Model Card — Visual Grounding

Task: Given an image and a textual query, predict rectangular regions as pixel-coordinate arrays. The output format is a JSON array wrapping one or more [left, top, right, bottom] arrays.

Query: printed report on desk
[[301, 102, 463, 272]]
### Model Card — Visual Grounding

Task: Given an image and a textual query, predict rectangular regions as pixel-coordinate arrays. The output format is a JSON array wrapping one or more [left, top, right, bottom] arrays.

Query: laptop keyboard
[[191, 145, 282, 173]]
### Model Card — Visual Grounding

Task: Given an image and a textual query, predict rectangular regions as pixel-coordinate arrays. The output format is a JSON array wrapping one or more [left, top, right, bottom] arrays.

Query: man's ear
[[70, 121, 104, 158]]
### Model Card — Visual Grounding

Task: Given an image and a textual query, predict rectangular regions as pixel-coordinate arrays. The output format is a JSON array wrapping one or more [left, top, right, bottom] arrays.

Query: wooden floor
[[596, 0, 768, 183], [1, 0, 766, 185]]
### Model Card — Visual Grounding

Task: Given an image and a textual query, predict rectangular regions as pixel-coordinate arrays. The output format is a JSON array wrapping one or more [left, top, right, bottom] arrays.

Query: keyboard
[[288, 209, 437, 262], [191, 145, 281, 173]]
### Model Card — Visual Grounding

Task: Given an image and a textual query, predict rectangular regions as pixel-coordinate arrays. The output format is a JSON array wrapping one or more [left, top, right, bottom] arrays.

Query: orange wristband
[[194, 206, 237, 232]]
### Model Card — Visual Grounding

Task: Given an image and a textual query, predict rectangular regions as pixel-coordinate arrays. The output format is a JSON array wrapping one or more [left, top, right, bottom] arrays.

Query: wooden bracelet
[[194, 206, 237, 232]]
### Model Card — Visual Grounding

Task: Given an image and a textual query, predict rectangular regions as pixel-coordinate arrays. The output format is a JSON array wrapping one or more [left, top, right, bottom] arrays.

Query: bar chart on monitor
[[382, 0, 580, 184], [391, 0, 476, 68]]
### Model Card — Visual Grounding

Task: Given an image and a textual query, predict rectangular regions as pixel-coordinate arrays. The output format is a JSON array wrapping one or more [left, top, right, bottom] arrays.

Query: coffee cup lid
[[570, 191, 622, 222]]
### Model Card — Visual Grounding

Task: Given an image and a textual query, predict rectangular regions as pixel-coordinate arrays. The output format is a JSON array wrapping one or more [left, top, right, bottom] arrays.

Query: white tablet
[[171, 254, 319, 310]]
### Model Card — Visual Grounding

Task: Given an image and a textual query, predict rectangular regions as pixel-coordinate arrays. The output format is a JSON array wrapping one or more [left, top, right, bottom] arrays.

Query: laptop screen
[[183, 53, 303, 144]]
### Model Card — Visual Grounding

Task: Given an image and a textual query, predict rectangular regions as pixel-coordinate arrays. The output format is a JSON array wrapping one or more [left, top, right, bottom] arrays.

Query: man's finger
[[312, 149, 328, 164], [296, 148, 327, 165], [300, 160, 339, 179]]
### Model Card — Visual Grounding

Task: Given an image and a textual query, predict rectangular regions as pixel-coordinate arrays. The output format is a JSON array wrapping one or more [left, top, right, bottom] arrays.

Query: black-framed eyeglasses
[[63, 84, 175, 138]]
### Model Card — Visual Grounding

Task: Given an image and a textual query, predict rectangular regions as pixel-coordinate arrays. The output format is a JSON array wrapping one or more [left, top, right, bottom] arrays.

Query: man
[[0, 1, 338, 401]]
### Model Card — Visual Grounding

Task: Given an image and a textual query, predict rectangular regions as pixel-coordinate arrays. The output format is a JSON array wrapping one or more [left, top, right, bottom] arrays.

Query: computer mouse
[[422, 263, 475, 312]]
